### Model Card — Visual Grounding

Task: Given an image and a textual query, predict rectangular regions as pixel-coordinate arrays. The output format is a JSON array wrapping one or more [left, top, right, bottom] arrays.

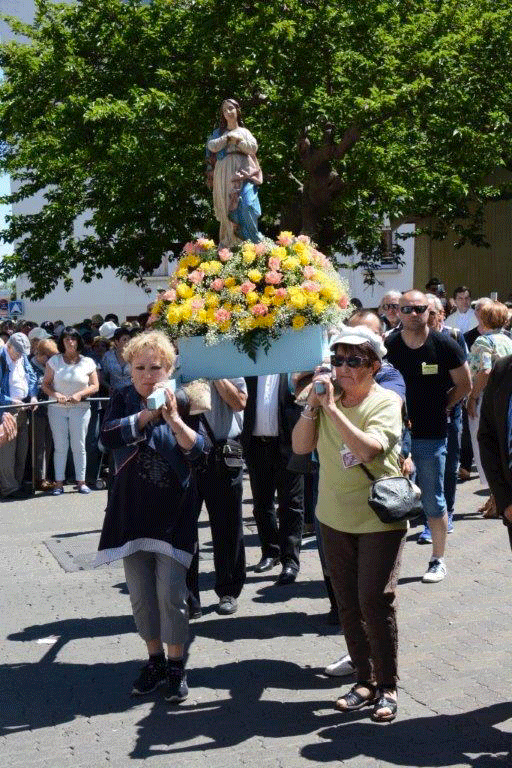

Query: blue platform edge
[[178, 325, 327, 382]]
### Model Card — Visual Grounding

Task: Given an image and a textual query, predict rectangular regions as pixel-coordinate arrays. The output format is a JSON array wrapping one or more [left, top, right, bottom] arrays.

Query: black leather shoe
[[275, 566, 297, 585], [254, 557, 279, 573]]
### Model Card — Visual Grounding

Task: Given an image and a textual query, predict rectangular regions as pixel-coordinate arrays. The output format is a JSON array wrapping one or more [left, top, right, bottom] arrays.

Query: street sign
[[0, 298, 8, 318], [8, 300, 24, 316]]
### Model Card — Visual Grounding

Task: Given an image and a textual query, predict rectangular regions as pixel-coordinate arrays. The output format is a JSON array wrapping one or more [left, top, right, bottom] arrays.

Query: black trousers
[[460, 405, 473, 472], [244, 436, 304, 570], [188, 448, 246, 601]]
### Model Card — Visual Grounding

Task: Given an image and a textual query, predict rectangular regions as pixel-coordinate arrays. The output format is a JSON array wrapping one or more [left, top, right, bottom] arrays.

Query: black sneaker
[[131, 655, 167, 695], [165, 662, 188, 703]]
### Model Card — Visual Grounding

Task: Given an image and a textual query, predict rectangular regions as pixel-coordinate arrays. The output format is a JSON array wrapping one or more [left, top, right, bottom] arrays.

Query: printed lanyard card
[[340, 447, 362, 469]]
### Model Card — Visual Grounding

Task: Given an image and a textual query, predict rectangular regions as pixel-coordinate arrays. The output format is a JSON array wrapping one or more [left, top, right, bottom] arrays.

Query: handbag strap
[[358, 462, 376, 482], [200, 413, 218, 446]]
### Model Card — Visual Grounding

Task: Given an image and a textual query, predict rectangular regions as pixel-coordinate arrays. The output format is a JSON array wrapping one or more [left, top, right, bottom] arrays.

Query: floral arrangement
[[150, 232, 350, 359]]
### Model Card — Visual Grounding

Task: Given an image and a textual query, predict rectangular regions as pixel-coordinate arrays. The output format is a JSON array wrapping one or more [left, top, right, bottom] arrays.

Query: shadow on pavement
[[300, 702, 512, 767], [3, 611, 512, 766]]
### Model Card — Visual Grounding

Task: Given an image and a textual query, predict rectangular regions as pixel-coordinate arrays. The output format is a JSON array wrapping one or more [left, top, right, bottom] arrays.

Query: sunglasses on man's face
[[382, 303, 399, 311], [330, 354, 369, 368], [400, 305, 428, 315]]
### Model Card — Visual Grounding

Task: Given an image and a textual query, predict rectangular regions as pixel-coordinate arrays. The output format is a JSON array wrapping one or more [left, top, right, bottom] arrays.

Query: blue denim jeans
[[444, 407, 462, 514], [411, 438, 448, 519]]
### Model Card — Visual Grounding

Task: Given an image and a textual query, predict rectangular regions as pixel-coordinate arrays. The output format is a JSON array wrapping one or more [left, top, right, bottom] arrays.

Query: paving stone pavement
[[1, 473, 512, 768]]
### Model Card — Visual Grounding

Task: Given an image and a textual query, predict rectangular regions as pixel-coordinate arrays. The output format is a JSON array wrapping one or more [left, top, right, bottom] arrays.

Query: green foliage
[[1, 0, 511, 298]]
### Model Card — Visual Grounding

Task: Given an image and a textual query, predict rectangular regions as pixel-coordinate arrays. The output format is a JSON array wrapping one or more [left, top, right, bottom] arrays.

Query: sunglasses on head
[[382, 303, 399, 311], [330, 354, 369, 368], [400, 305, 428, 315]]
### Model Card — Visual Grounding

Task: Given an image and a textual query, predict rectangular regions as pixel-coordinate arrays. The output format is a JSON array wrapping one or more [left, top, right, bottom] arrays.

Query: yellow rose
[[199, 260, 222, 275], [243, 252, 257, 265], [206, 308, 216, 323], [205, 293, 220, 308], [306, 292, 319, 305], [176, 282, 194, 299], [313, 299, 327, 314], [197, 309, 208, 323], [263, 312, 277, 328], [166, 305, 181, 324], [273, 294, 285, 306], [247, 269, 262, 283], [261, 296, 272, 306], [292, 315, 306, 330], [232, 304, 243, 314], [152, 299, 163, 316], [289, 291, 308, 309], [282, 257, 300, 271], [181, 305, 192, 321], [222, 302, 233, 312], [245, 291, 259, 305], [264, 285, 276, 297], [270, 246, 287, 260], [225, 276, 236, 288], [298, 253, 310, 266], [175, 267, 188, 279]]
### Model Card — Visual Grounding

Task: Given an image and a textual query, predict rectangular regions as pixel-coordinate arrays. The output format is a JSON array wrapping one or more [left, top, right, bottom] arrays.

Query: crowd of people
[[1, 281, 512, 720]]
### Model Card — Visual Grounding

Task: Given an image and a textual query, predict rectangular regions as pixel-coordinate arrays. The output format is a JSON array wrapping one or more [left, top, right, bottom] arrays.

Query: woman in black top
[[96, 331, 207, 702]]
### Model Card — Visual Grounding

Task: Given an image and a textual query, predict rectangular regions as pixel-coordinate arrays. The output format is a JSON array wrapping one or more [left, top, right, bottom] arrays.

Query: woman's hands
[[54, 392, 69, 404], [310, 366, 335, 411], [68, 392, 82, 404], [161, 390, 181, 431]]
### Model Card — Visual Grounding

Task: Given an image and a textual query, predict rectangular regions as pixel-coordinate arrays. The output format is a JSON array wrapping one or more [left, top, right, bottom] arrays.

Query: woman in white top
[[42, 327, 99, 495]]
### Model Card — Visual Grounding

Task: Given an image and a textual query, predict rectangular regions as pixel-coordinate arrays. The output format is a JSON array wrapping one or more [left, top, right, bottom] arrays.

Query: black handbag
[[358, 463, 423, 523], [200, 415, 244, 469]]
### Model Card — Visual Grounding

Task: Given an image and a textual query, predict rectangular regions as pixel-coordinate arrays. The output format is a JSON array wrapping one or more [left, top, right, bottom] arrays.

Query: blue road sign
[[8, 300, 24, 316]]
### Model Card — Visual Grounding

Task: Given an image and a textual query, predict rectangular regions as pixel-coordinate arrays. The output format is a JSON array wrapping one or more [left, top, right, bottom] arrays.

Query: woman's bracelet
[[300, 412, 317, 421]]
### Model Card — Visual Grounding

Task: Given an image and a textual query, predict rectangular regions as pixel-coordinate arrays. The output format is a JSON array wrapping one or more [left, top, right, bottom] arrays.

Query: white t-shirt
[[48, 354, 96, 401]]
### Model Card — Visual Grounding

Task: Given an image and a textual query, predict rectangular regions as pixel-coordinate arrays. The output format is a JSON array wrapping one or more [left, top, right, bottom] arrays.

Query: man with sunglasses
[[379, 291, 402, 334], [385, 291, 471, 583]]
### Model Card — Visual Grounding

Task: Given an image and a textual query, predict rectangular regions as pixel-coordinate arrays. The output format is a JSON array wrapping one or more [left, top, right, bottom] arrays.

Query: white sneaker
[[422, 558, 447, 583], [324, 653, 355, 677]]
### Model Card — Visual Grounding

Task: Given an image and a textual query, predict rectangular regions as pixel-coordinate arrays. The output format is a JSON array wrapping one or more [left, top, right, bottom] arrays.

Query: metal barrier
[[0, 397, 111, 493]]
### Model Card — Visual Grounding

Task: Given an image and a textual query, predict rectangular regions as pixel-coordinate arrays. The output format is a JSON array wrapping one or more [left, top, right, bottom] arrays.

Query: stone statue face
[[222, 100, 239, 125]]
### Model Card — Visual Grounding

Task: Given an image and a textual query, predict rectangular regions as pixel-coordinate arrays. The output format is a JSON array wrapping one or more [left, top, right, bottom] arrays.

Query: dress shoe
[[275, 566, 297, 585], [254, 557, 279, 573]]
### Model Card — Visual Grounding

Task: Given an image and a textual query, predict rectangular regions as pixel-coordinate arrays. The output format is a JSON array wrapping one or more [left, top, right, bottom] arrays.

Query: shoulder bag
[[358, 463, 423, 523]]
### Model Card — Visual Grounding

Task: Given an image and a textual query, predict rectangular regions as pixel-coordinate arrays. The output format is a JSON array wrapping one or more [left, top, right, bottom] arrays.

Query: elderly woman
[[467, 301, 512, 516], [95, 331, 207, 702], [292, 325, 406, 722]]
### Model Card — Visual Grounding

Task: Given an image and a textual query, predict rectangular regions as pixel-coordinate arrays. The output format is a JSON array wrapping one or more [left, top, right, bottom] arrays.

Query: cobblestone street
[[1, 473, 511, 768]]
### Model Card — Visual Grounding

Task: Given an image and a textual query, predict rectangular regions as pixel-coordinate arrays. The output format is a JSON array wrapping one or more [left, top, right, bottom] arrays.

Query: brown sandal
[[372, 690, 397, 722]]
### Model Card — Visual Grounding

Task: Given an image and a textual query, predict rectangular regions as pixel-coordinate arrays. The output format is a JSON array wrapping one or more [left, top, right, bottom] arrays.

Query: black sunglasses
[[400, 305, 428, 315], [382, 303, 399, 310], [330, 354, 369, 368]]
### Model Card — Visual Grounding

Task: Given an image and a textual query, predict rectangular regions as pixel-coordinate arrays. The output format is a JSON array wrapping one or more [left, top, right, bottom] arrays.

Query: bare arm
[[446, 362, 472, 412], [213, 379, 247, 412]]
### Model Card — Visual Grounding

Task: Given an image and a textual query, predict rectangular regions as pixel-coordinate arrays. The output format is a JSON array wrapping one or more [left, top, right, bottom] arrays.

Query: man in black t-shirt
[[385, 290, 471, 583]]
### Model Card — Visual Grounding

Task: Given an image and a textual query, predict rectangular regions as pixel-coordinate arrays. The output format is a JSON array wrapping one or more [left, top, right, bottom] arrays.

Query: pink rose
[[146, 313, 158, 327], [241, 280, 256, 294], [211, 278, 225, 291], [298, 235, 311, 244], [303, 265, 316, 279], [254, 242, 268, 256], [218, 248, 232, 263], [251, 303, 268, 316], [214, 308, 231, 324], [338, 295, 349, 309], [265, 270, 283, 285], [191, 298, 205, 310], [277, 233, 293, 247], [302, 280, 321, 293], [268, 257, 281, 271], [183, 241, 197, 254], [160, 289, 176, 301], [188, 269, 205, 285], [275, 287, 287, 297], [196, 237, 211, 249]]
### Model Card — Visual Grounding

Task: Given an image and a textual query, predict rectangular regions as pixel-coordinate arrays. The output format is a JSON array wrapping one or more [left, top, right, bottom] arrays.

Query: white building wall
[[338, 224, 416, 309]]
